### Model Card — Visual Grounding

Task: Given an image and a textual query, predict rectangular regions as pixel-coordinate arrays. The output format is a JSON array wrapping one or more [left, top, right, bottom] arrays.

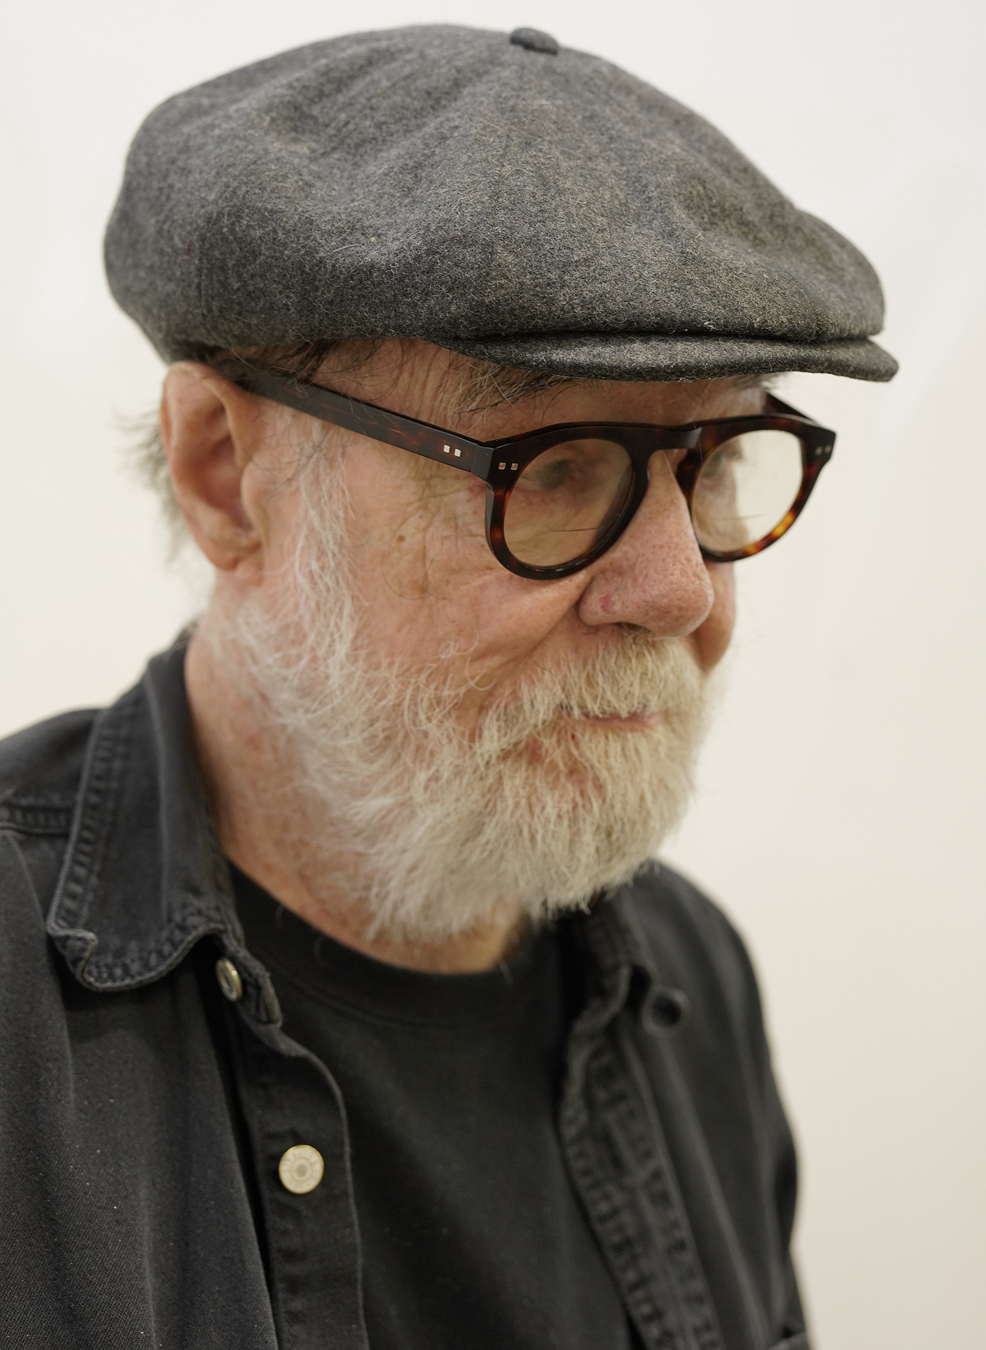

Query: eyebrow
[[731, 372, 779, 390]]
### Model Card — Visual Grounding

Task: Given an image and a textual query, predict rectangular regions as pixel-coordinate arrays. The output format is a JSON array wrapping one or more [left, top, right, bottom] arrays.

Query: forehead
[[316, 339, 769, 441]]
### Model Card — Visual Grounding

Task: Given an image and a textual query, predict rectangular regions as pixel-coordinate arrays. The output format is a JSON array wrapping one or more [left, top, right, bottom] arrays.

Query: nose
[[575, 452, 715, 636]]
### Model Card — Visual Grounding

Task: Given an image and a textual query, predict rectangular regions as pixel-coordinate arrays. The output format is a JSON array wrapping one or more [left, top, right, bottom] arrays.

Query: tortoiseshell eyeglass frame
[[235, 368, 836, 581]]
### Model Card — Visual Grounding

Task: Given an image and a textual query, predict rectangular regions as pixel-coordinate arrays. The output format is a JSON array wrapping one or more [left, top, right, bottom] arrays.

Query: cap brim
[[435, 332, 898, 383]]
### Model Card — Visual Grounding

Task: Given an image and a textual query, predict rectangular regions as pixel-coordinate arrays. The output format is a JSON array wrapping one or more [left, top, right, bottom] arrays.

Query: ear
[[160, 362, 270, 573]]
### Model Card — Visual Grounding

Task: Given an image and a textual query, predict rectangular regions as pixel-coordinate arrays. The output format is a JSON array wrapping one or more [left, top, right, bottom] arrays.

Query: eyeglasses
[[236, 368, 836, 581]]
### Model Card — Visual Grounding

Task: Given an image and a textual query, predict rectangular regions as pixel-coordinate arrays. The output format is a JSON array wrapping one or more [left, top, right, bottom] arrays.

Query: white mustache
[[472, 636, 704, 754]]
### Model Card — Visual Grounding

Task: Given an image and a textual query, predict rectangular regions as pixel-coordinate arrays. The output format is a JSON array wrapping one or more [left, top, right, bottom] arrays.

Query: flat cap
[[105, 24, 897, 382]]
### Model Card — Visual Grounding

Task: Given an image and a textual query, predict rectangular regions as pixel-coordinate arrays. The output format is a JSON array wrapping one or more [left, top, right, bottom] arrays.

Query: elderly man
[[0, 24, 894, 1350]]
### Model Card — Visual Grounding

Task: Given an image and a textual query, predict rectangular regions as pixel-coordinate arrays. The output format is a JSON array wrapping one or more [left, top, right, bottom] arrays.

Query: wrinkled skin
[[162, 340, 761, 970]]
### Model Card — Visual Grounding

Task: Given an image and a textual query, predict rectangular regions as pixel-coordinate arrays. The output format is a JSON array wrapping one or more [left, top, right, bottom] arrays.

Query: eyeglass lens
[[691, 430, 805, 554], [502, 439, 634, 568], [501, 430, 805, 566]]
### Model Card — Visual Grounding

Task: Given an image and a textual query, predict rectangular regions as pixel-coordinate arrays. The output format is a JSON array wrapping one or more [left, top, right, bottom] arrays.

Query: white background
[[1, 2, 983, 1346]]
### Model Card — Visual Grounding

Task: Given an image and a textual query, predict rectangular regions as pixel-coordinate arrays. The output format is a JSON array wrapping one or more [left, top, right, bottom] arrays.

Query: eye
[[526, 457, 575, 492], [702, 445, 742, 480]]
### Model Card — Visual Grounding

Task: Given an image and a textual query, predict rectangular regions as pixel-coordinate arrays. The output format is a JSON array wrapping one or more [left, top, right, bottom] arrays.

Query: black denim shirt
[[0, 643, 808, 1350]]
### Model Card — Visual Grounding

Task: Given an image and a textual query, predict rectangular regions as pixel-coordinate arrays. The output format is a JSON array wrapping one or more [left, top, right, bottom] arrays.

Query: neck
[[184, 624, 524, 974]]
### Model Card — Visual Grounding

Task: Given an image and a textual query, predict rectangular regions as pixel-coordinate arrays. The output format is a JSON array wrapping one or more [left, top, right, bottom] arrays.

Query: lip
[[515, 710, 664, 763]]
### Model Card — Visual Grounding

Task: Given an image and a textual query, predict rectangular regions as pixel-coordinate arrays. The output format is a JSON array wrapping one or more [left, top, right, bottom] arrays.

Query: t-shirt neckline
[[230, 862, 550, 1029]]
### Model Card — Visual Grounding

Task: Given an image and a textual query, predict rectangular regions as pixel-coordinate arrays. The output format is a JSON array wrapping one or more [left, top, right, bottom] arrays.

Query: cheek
[[692, 562, 735, 671], [369, 481, 495, 613], [343, 460, 503, 657], [347, 448, 487, 562]]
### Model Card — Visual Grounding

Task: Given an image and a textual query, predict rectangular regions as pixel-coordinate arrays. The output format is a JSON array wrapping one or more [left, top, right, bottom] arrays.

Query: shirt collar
[[46, 639, 238, 991]]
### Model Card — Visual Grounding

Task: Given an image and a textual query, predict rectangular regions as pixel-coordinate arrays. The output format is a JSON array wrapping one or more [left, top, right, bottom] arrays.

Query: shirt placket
[[217, 944, 370, 1350], [561, 900, 726, 1350]]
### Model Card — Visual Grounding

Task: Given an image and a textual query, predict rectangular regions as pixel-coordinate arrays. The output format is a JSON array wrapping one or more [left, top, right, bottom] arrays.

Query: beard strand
[[216, 456, 711, 941]]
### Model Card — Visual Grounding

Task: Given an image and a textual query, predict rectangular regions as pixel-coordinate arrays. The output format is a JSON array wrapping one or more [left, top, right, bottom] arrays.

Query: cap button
[[215, 957, 243, 1002], [279, 1144, 325, 1194], [509, 28, 560, 55]]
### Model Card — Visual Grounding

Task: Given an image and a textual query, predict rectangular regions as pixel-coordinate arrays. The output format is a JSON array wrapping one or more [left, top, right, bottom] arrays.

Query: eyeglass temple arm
[[237, 369, 495, 479]]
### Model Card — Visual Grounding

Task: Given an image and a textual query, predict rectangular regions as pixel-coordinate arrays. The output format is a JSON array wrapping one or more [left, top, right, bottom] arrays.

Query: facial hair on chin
[[223, 459, 711, 941]]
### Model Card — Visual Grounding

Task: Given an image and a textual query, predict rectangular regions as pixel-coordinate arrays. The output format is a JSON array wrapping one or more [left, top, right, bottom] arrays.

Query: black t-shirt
[[233, 866, 632, 1350]]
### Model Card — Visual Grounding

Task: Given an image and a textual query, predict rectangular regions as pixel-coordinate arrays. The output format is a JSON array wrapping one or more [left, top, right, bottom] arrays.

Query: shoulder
[[0, 708, 98, 832], [627, 860, 755, 974], [623, 860, 767, 1052], [0, 709, 98, 936]]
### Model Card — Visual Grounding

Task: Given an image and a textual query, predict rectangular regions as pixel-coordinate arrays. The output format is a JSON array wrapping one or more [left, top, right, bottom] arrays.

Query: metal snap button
[[642, 987, 691, 1037], [279, 1145, 324, 1195], [215, 957, 243, 1002]]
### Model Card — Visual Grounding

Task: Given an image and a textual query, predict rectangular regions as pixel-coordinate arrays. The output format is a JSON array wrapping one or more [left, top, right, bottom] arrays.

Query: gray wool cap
[[105, 24, 897, 383]]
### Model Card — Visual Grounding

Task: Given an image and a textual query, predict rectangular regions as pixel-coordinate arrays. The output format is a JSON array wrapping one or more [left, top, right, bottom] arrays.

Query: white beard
[[218, 454, 711, 941]]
